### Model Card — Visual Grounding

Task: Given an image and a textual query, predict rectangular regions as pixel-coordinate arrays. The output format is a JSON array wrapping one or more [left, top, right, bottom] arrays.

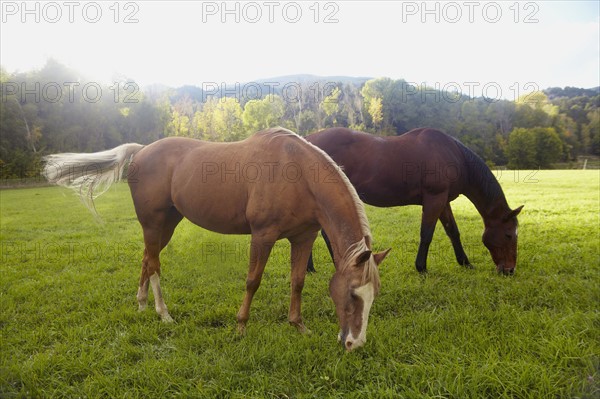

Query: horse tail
[[42, 143, 145, 214]]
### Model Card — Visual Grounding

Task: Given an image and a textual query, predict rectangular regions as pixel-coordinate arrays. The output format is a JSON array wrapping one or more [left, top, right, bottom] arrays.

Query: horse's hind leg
[[137, 207, 183, 322], [439, 203, 473, 268], [137, 248, 151, 311], [306, 229, 334, 273]]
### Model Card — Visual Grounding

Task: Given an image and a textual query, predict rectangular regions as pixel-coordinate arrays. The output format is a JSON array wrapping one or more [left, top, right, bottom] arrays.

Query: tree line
[[1, 60, 598, 179]]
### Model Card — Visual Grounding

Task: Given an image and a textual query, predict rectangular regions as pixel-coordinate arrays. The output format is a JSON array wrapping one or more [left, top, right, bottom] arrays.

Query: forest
[[1, 59, 599, 180]]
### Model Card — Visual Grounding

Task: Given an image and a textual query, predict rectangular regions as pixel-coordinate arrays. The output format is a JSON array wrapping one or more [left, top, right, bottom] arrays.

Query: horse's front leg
[[289, 232, 318, 334], [237, 235, 275, 334], [416, 194, 447, 273], [439, 203, 473, 268]]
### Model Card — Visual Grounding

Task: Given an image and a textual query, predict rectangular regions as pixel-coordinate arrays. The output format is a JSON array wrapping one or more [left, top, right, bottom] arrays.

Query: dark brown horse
[[306, 127, 522, 275], [43, 128, 390, 350]]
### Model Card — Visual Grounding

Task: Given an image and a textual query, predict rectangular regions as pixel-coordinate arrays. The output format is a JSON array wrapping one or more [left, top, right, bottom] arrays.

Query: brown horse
[[43, 128, 390, 350], [305, 127, 522, 275]]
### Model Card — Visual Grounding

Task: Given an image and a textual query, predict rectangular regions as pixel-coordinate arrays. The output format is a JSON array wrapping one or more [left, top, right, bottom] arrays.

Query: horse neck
[[313, 184, 367, 265], [463, 166, 511, 226]]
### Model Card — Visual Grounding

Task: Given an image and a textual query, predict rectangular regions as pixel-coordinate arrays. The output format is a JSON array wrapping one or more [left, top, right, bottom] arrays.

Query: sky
[[1, 0, 599, 99]]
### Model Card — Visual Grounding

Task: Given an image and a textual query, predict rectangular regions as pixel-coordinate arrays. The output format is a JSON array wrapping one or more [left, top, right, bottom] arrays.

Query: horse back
[[130, 133, 323, 237], [307, 127, 469, 206]]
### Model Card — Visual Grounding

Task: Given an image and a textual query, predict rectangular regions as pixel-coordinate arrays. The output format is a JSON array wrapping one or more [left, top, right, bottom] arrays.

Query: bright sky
[[1, 1, 599, 99]]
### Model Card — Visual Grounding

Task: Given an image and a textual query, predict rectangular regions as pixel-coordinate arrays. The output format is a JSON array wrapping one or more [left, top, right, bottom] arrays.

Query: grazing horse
[[305, 127, 522, 275], [43, 128, 390, 350]]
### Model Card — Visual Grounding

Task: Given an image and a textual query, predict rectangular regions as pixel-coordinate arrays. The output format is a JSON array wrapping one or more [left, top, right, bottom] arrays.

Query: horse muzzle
[[496, 263, 515, 275], [338, 330, 365, 351]]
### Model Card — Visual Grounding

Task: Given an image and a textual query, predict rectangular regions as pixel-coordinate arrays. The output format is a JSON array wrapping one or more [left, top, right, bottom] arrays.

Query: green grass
[[1, 170, 598, 398]]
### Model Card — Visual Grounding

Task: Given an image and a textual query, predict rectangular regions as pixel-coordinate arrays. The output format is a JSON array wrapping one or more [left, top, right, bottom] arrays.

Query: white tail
[[42, 143, 145, 213]]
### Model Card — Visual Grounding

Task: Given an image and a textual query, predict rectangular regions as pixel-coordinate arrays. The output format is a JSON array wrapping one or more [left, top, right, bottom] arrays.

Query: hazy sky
[[1, 1, 599, 99]]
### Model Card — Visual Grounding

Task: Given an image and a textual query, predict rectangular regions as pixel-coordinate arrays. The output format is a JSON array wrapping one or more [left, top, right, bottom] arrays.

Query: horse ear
[[503, 205, 524, 222], [373, 248, 391, 266], [355, 250, 372, 265]]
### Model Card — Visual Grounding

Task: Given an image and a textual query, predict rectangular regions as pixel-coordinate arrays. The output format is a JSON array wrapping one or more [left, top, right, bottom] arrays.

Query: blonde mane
[[261, 127, 378, 286], [259, 127, 372, 240], [300, 132, 372, 242]]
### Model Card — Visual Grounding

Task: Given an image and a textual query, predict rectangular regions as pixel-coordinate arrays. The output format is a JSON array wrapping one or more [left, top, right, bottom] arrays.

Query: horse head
[[482, 205, 524, 275], [329, 238, 390, 351]]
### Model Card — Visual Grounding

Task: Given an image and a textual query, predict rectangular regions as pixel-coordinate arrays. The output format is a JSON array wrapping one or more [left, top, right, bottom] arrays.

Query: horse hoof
[[237, 322, 247, 335], [161, 314, 174, 323], [290, 321, 311, 335]]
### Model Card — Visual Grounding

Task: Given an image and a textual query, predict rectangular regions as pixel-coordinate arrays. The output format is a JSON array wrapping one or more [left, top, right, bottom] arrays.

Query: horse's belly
[[356, 183, 422, 207], [172, 186, 252, 235], [182, 207, 251, 235], [362, 194, 421, 207]]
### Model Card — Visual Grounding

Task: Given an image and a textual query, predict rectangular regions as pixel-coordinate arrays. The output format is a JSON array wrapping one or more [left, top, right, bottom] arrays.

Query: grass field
[[1, 170, 598, 398]]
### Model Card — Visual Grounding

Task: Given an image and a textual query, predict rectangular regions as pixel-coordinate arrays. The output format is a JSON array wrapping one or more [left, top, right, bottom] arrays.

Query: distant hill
[[544, 86, 600, 99], [252, 74, 372, 86], [170, 75, 372, 103], [166, 76, 599, 105], [142, 83, 173, 100]]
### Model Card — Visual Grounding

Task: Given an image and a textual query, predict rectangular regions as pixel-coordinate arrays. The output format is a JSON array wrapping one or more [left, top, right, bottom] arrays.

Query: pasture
[[1, 170, 598, 398]]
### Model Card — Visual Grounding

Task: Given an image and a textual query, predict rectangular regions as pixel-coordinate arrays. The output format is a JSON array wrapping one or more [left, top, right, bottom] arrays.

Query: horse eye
[[505, 234, 512, 239]]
